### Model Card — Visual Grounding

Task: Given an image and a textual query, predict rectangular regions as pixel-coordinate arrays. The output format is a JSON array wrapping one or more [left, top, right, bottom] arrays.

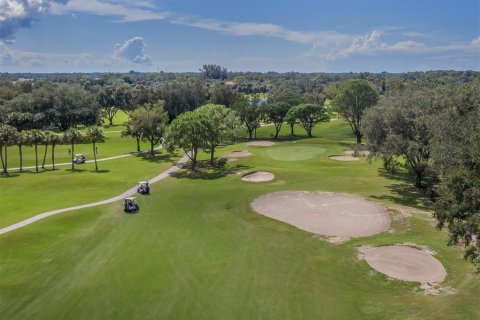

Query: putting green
[[265, 145, 326, 161]]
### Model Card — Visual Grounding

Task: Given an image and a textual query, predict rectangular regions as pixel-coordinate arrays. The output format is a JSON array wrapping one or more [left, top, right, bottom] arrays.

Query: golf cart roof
[[138, 181, 148, 184], [125, 197, 137, 201], [75, 154, 85, 157]]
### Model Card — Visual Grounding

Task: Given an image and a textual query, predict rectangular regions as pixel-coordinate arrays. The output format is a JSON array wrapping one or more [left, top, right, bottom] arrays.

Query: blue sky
[[1, 0, 479, 73]]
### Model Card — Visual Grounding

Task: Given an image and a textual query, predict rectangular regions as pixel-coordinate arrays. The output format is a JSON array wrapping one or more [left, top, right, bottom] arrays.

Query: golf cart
[[137, 181, 150, 195], [73, 154, 86, 164], [124, 197, 139, 213]]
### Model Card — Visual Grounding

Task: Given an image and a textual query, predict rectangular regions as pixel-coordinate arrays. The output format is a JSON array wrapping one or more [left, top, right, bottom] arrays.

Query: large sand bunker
[[251, 191, 390, 237], [329, 155, 360, 161], [247, 140, 276, 147], [225, 150, 252, 158], [360, 245, 446, 283], [241, 171, 275, 182], [343, 150, 371, 157]]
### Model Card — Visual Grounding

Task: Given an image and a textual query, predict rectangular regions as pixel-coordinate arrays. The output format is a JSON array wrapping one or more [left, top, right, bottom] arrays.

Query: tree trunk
[[274, 123, 281, 139], [52, 145, 56, 170], [93, 142, 98, 171], [71, 142, 75, 171], [248, 128, 253, 139], [109, 118, 113, 126], [210, 142, 215, 166], [42, 143, 48, 169], [0, 146, 5, 174], [307, 127, 312, 138], [19, 145, 23, 172], [136, 136, 140, 152], [150, 140, 155, 157], [4, 146, 7, 175], [34, 143, 39, 172], [356, 134, 362, 144], [415, 172, 422, 188], [290, 124, 294, 136], [191, 148, 198, 171]]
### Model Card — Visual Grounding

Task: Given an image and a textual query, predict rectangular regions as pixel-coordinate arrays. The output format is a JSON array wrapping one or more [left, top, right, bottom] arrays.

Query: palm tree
[[85, 126, 105, 172], [63, 129, 83, 171], [0, 124, 18, 175], [28, 129, 44, 173], [41, 130, 54, 169], [15, 131, 29, 172], [50, 133, 62, 170]]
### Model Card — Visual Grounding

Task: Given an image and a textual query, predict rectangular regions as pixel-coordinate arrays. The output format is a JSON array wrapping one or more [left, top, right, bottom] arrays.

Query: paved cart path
[[0, 155, 189, 235], [9, 154, 132, 171]]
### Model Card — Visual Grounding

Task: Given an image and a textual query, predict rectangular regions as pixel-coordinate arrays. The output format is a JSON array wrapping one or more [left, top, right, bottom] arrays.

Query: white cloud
[[0, 41, 95, 69], [109, 36, 151, 64], [0, 0, 67, 41], [50, 0, 169, 22]]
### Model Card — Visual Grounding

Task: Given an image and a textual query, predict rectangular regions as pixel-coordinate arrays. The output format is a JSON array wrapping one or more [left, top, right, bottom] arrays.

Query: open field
[[0, 121, 478, 320]]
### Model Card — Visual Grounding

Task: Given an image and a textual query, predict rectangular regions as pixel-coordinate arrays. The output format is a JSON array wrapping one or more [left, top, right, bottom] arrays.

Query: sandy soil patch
[[360, 245, 446, 283], [225, 150, 252, 158], [241, 171, 275, 182], [247, 140, 276, 147], [251, 191, 390, 237], [343, 150, 371, 157], [329, 155, 360, 161]]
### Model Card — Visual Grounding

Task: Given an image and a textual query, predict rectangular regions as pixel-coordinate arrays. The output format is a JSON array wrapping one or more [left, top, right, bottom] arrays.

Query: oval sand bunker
[[247, 140, 276, 147], [329, 155, 360, 161], [241, 171, 274, 182], [362, 245, 446, 283], [251, 191, 390, 237], [225, 150, 252, 158]]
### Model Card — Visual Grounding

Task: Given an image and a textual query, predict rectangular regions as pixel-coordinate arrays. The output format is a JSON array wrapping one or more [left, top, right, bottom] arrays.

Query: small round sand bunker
[[225, 150, 252, 158], [247, 140, 276, 147], [329, 155, 360, 161], [241, 171, 275, 182], [343, 150, 371, 157], [251, 191, 390, 237], [362, 245, 446, 283]]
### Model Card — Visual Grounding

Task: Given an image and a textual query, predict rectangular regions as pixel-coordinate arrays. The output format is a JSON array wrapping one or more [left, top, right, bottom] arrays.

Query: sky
[[0, 0, 479, 73]]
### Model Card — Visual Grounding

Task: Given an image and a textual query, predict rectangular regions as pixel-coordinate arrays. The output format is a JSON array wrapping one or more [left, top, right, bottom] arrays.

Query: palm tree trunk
[[42, 143, 48, 169], [0, 146, 5, 174], [34, 143, 38, 172], [93, 142, 98, 171], [4, 145, 7, 175], [71, 142, 75, 171], [51, 145, 56, 170], [19, 145, 23, 172]]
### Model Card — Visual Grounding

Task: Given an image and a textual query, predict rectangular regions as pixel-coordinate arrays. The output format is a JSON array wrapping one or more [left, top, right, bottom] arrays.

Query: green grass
[[265, 144, 327, 161], [0, 120, 478, 320], [0, 152, 180, 228]]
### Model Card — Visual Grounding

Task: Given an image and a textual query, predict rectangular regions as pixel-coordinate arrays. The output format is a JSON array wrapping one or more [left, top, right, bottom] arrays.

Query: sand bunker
[[247, 140, 276, 147], [329, 155, 360, 161], [361, 245, 446, 283], [241, 171, 275, 182], [251, 191, 390, 238], [225, 150, 252, 158], [343, 150, 371, 157]]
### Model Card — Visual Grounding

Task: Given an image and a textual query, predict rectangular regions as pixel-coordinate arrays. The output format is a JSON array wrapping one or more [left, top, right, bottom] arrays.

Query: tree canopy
[[332, 79, 379, 143]]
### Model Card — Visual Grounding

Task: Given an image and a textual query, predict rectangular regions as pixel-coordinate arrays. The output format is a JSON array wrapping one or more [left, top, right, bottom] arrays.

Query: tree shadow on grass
[[370, 168, 432, 210], [91, 169, 110, 173], [134, 152, 177, 164], [171, 159, 250, 180]]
